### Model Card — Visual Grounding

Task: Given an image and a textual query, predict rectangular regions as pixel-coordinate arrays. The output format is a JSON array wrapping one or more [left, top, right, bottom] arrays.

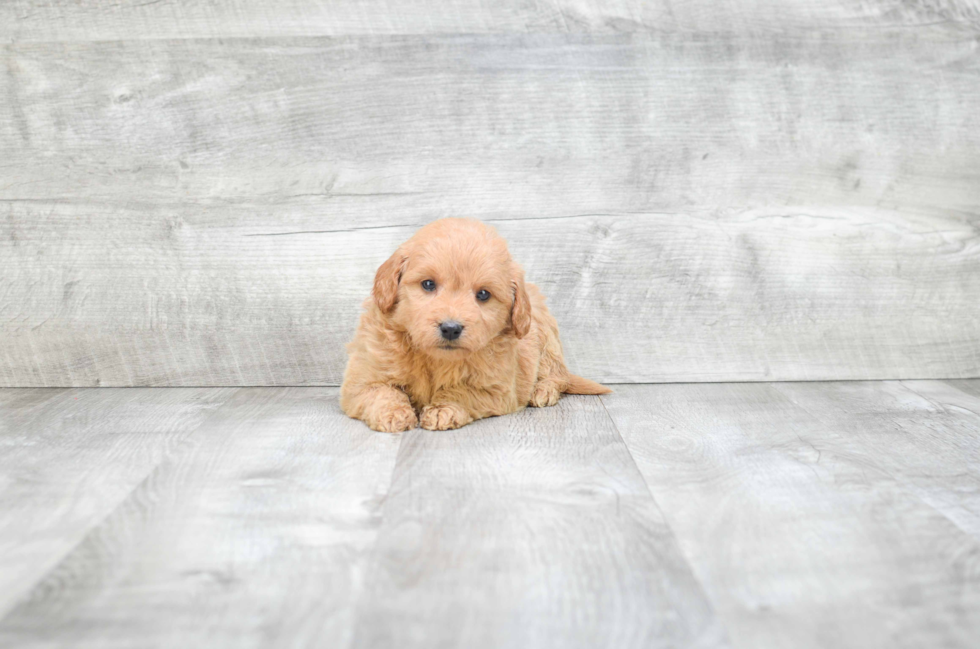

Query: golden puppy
[[340, 218, 610, 432]]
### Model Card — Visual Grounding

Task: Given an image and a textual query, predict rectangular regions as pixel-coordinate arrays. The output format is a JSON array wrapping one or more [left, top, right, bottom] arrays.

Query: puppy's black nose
[[439, 321, 464, 341]]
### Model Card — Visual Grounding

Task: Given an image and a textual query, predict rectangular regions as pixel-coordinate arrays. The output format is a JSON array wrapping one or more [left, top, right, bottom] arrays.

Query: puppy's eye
[[421, 279, 437, 292], [475, 289, 491, 302]]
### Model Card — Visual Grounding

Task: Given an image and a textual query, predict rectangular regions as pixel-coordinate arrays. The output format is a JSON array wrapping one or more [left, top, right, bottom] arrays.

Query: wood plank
[[0, 387, 233, 618], [2, 0, 978, 41], [349, 394, 728, 649], [3, 33, 979, 386], [603, 383, 980, 649], [773, 380, 980, 540], [2, 204, 978, 386], [0, 387, 401, 648], [947, 378, 980, 399], [4, 34, 979, 212]]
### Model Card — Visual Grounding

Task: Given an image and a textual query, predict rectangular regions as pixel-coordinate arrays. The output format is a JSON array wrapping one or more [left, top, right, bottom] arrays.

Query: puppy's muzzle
[[439, 321, 464, 341]]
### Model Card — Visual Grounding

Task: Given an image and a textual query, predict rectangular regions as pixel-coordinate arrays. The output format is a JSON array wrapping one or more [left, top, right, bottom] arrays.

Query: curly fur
[[340, 218, 610, 432]]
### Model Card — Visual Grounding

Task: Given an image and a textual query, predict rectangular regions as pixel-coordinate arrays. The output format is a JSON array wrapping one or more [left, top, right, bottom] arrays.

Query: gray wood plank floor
[[604, 382, 980, 649], [2, 381, 979, 648], [0, 387, 234, 618]]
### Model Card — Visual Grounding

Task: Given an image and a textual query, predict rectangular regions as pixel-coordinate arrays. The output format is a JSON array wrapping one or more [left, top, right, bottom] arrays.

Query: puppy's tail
[[564, 374, 613, 395]]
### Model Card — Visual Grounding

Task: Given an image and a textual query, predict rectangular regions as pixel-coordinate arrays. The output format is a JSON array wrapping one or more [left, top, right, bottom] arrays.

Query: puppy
[[340, 218, 610, 432]]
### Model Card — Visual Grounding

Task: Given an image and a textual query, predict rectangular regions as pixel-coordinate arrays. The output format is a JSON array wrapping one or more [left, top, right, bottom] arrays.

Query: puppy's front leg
[[342, 384, 417, 433], [420, 398, 474, 431], [419, 386, 519, 430]]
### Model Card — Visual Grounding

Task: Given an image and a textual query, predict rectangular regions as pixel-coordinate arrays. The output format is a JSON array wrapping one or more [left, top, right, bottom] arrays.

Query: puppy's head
[[373, 218, 531, 358]]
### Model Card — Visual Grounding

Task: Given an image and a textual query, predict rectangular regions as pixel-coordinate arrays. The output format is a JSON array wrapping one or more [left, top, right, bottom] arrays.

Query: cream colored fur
[[340, 218, 610, 432]]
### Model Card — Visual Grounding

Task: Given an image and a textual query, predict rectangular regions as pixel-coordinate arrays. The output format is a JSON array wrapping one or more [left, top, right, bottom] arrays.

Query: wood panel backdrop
[[2, 1, 979, 386]]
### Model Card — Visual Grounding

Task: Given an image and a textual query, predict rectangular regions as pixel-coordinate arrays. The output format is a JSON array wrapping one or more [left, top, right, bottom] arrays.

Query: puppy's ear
[[373, 249, 407, 314], [510, 274, 532, 339]]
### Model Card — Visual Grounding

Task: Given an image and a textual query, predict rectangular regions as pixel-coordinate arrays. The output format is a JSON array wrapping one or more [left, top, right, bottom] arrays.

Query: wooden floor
[[0, 381, 978, 648]]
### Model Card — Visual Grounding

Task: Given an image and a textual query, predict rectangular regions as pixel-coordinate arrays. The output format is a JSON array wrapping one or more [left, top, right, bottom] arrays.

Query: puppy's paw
[[420, 403, 473, 430], [530, 381, 561, 408], [370, 405, 418, 433]]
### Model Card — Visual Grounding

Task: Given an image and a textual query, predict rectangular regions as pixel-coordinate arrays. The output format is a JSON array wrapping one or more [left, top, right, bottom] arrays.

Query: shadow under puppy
[[341, 218, 610, 432]]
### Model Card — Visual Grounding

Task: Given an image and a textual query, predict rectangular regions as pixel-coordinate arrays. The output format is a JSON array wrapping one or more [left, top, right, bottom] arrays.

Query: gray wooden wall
[[2, 1, 979, 387]]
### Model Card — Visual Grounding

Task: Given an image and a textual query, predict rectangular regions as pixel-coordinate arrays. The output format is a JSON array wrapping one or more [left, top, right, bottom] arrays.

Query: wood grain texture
[[603, 383, 980, 649], [0, 387, 233, 618], [2, 0, 979, 42], [350, 394, 728, 649], [0, 387, 401, 648], [774, 379, 980, 540], [4, 34, 979, 211], [947, 378, 980, 399], [2, 204, 978, 386], [2, 33, 979, 386], [1, 382, 979, 646]]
